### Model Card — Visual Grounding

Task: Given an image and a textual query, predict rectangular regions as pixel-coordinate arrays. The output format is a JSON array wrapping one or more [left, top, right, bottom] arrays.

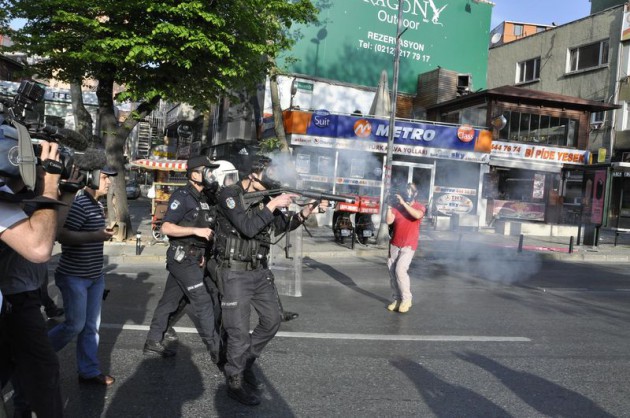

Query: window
[[500, 110, 579, 147], [513, 24, 523, 36], [536, 26, 546, 33], [591, 110, 605, 125], [621, 102, 630, 131], [517, 57, 541, 83], [568, 40, 609, 72]]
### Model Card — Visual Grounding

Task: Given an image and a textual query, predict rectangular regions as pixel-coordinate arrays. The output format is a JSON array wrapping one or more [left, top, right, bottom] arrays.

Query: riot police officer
[[143, 155, 222, 363], [214, 157, 325, 406]]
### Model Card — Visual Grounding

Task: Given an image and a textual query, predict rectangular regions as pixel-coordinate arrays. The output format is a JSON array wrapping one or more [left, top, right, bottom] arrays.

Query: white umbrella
[[369, 70, 392, 117]]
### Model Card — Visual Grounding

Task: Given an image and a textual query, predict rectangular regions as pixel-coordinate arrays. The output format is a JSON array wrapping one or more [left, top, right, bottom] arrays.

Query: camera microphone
[[41, 125, 89, 151]]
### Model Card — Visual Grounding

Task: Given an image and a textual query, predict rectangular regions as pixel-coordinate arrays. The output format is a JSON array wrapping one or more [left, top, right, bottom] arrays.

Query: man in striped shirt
[[48, 165, 118, 387]]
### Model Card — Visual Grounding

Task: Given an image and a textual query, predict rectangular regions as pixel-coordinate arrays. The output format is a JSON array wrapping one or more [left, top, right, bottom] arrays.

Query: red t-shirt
[[390, 201, 425, 250]]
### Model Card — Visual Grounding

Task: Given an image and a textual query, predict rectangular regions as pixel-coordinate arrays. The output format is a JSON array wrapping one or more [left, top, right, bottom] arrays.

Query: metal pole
[[376, 1, 405, 246]]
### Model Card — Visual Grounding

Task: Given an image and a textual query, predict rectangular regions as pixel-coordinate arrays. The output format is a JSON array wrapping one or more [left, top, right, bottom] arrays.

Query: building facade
[[486, 3, 630, 231]]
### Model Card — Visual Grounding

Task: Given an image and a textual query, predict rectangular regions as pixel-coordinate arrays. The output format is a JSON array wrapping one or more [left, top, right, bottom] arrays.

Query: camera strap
[[13, 120, 36, 191]]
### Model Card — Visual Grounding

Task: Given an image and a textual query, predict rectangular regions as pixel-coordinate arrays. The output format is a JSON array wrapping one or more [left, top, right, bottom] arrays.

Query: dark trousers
[[146, 247, 220, 356], [0, 290, 63, 418], [39, 273, 58, 313], [220, 267, 282, 377]]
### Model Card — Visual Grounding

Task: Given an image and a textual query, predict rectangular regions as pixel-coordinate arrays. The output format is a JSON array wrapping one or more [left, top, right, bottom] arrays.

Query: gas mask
[[201, 167, 218, 191], [251, 157, 282, 190], [190, 167, 218, 193], [404, 186, 417, 203], [259, 165, 282, 190]]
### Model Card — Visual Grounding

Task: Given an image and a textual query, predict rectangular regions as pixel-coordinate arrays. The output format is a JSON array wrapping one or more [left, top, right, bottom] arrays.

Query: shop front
[[609, 163, 630, 230], [486, 140, 591, 233], [283, 110, 493, 228]]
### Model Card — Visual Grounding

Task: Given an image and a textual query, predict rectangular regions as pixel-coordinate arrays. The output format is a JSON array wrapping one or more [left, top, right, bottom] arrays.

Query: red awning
[[129, 159, 188, 172]]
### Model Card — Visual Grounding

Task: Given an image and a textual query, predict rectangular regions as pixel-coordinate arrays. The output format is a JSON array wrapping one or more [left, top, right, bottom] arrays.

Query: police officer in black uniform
[[143, 155, 222, 363], [214, 157, 326, 406]]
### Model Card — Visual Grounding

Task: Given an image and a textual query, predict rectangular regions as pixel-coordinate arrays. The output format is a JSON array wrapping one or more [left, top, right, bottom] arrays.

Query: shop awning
[[611, 162, 630, 172], [129, 159, 188, 172], [489, 157, 564, 173]]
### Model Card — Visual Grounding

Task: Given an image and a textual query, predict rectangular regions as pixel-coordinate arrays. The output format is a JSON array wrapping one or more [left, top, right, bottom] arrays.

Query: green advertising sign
[[280, 0, 493, 94]]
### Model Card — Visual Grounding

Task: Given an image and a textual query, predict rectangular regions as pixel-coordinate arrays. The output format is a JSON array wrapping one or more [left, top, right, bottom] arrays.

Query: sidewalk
[[50, 223, 630, 264]]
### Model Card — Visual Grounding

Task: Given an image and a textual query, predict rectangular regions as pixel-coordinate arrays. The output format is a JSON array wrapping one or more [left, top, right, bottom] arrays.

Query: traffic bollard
[[136, 231, 142, 255]]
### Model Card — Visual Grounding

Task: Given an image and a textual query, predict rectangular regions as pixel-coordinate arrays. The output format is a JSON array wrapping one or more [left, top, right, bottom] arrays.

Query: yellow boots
[[386, 300, 412, 313], [398, 300, 412, 313]]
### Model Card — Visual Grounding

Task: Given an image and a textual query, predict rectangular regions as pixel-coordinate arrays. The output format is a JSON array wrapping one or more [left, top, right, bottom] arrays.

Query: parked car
[[126, 181, 141, 199]]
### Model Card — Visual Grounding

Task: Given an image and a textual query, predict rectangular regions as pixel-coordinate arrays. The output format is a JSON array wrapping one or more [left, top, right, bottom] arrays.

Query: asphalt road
[[18, 254, 630, 417]]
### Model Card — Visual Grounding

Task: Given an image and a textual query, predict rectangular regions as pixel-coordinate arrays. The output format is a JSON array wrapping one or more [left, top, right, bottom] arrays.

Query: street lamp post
[[376, 1, 405, 246]]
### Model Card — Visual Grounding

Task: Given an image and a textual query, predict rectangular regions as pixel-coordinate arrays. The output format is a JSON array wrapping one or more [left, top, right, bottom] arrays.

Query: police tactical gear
[[167, 184, 215, 251]]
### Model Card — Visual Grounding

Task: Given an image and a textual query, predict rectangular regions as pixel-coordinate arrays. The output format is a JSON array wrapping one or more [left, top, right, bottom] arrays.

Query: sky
[[490, 0, 592, 29]]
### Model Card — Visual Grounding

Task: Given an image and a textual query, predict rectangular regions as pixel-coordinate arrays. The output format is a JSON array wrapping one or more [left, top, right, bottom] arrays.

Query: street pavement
[[4, 198, 630, 416]]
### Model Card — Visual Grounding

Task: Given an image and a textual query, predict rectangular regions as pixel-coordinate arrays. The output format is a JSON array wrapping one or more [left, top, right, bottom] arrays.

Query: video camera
[[387, 186, 406, 206], [0, 80, 89, 192]]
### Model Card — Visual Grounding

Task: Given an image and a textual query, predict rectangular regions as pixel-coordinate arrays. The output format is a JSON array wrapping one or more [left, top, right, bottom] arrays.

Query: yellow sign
[[598, 148, 607, 163]]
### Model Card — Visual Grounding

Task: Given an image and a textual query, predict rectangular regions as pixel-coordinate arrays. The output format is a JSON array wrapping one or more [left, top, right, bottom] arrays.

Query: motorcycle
[[333, 209, 355, 246], [354, 213, 375, 245]]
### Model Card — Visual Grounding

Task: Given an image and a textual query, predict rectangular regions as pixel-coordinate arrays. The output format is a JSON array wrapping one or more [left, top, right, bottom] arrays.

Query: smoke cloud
[[421, 233, 543, 285]]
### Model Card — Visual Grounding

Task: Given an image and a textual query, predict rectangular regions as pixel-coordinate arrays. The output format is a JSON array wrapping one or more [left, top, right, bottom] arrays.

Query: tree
[[0, 0, 317, 239]]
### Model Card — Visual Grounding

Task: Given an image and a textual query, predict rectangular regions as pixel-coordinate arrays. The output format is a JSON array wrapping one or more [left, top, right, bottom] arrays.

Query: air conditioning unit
[[590, 122, 604, 131], [456, 74, 472, 95]]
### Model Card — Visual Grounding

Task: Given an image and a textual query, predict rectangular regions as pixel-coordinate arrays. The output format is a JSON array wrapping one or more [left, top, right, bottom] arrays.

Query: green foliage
[[258, 137, 285, 153], [0, 0, 317, 110]]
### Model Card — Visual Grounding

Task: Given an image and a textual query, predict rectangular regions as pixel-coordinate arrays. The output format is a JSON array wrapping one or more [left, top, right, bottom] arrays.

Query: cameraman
[[0, 141, 64, 418], [385, 183, 425, 314]]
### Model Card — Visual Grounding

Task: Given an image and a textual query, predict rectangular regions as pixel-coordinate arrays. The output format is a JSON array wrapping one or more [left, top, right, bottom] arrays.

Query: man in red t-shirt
[[386, 183, 425, 313]]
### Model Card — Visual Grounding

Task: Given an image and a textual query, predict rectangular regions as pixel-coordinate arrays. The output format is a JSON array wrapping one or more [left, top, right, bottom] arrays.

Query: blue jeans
[[48, 272, 105, 379]]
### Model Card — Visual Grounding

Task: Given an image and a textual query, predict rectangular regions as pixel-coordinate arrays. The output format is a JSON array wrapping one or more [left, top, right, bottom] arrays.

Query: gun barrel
[[285, 188, 355, 203], [242, 188, 356, 204]]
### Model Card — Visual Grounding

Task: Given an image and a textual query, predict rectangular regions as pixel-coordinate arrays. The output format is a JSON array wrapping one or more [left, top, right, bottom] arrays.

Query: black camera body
[[0, 81, 80, 192], [387, 187, 406, 206]]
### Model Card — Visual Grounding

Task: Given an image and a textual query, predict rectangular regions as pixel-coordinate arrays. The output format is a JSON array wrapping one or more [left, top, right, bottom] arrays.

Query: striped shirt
[[56, 192, 106, 278]]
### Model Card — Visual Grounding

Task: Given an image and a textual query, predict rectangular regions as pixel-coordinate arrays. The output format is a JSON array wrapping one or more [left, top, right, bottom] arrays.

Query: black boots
[[281, 311, 299, 322], [227, 374, 260, 406], [163, 327, 178, 341], [244, 367, 265, 391], [143, 340, 176, 357], [243, 358, 265, 390]]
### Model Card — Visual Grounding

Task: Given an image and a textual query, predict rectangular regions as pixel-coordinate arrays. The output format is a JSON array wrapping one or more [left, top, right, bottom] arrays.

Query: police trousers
[[147, 246, 220, 357], [220, 267, 282, 377]]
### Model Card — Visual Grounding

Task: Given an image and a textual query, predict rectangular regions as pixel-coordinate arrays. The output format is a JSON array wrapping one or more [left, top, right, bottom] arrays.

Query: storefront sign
[[278, 0, 492, 93], [492, 200, 545, 221], [295, 153, 311, 174], [532, 173, 545, 199], [334, 177, 382, 188], [285, 111, 492, 163], [435, 193, 474, 215], [433, 186, 477, 196], [491, 141, 588, 165], [336, 116, 491, 152], [291, 134, 491, 163]]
